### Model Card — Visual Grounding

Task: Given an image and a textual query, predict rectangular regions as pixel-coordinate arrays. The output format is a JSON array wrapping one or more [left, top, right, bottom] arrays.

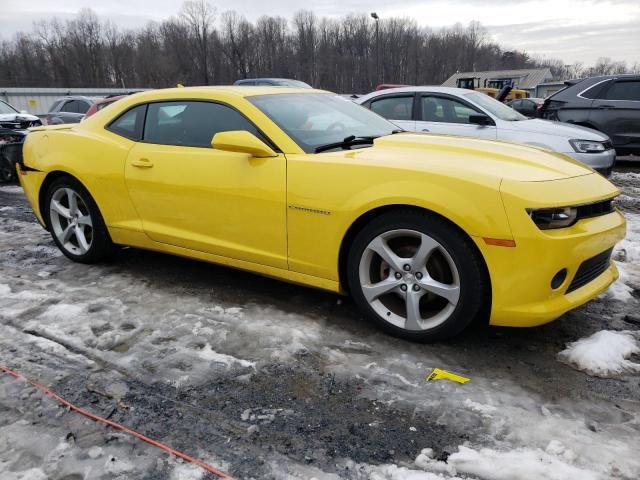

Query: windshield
[[249, 93, 397, 152], [0, 101, 18, 115], [464, 91, 527, 121]]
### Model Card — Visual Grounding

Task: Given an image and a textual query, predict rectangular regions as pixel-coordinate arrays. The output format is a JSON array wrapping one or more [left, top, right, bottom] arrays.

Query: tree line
[[0, 1, 638, 93]]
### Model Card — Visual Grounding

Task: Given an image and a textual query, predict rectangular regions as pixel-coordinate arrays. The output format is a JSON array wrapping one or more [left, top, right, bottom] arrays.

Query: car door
[[415, 94, 497, 139], [124, 100, 288, 269], [589, 79, 640, 153], [367, 94, 416, 131]]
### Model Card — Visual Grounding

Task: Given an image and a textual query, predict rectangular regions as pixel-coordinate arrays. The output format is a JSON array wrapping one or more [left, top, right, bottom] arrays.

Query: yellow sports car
[[19, 87, 626, 341]]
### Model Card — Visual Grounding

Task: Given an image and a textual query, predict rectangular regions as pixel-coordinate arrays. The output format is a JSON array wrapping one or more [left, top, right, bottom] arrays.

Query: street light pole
[[371, 12, 379, 85]]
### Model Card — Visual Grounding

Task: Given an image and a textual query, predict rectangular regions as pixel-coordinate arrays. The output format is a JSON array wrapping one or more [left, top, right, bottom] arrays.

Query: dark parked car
[[507, 97, 544, 117], [0, 100, 41, 183], [42, 96, 101, 125], [233, 78, 311, 88], [540, 75, 640, 156]]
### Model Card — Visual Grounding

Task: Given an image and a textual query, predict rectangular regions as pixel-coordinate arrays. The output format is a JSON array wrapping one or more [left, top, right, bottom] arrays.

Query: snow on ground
[[2, 175, 640, 479], [558, 330, 640, 377]]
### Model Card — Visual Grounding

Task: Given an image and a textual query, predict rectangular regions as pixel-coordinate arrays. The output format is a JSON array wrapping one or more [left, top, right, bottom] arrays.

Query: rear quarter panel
[[23, 126, 142, 232]]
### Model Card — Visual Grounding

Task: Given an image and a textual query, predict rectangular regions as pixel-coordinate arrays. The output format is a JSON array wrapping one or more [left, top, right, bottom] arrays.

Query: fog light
[[551, 269, 567, 289]]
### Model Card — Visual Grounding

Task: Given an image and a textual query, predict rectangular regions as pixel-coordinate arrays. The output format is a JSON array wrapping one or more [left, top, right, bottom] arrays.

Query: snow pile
[[415, 444, 597, 480], [558, 330, 640, 377], [355, 443, 599, 480], [606, 211, 640, 302]]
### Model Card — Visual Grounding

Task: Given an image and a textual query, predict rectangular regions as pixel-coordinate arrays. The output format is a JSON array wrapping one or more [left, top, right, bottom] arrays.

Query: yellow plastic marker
[[426, 368, 470, 384]]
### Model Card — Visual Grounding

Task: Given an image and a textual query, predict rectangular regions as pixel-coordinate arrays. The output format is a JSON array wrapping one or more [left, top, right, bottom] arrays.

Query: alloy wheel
[[49, 187, 94, 255], [358, 229, 460, 331]]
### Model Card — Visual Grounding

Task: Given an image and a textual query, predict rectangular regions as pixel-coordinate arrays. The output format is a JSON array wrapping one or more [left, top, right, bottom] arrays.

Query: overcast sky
[[0, 0, 638, 65]]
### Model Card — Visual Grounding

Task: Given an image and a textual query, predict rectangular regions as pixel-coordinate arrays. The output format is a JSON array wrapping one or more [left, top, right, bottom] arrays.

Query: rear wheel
[[45, 176, 113, 263], [347, 210, 488, 342]]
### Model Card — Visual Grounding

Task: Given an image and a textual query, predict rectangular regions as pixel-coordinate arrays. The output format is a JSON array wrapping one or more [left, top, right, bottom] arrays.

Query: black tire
[[0, 154, 15, 184], [44, 176, 114, 263], [347, 210, 488, 342]]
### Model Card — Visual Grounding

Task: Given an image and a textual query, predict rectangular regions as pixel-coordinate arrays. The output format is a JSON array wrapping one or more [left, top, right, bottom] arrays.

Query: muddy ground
[[0, 168, 639, 479]]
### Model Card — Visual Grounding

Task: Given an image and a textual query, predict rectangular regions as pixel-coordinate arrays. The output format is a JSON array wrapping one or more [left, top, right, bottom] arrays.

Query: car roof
[[126, 86, 328, 101], [357, 86, 470, 101], [55, 96, 103, 102]]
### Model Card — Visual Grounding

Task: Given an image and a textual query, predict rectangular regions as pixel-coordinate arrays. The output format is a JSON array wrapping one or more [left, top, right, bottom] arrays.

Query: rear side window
[[369, 95, 413, 120], [62, 100, 90, 113], [601, 81, 640, 101], [107, 105, 146, 141], [143, 101, 258, 148]]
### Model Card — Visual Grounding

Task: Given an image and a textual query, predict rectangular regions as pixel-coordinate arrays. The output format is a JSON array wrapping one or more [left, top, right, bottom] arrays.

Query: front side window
[[249, 93, 397, 153], [370, 95, 413, 121], [108, 104, 146, 141], [601, 81, 640, 101], [143, 101, 258, 148], [421, 96, 480, 124]]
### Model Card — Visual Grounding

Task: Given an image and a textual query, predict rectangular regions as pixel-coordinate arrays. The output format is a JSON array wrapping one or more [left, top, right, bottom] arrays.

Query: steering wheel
[[326, 121, 345, 132]]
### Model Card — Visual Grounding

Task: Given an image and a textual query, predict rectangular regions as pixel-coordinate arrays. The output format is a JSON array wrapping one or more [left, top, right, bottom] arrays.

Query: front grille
[[578, 199, 615, 220], [566, 248, 613, 293]]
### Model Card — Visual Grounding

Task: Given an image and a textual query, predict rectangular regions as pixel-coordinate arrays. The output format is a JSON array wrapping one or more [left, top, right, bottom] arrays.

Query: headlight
[[569, 139, 606, 153], [527, 207, 578, 230]]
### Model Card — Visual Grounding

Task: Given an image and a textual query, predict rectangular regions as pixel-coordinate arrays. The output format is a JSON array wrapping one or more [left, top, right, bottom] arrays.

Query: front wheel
[[45, 176, 114, 263], [347, 210, 488, 342]]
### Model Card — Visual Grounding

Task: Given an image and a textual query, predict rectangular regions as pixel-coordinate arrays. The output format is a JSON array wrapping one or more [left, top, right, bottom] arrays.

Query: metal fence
[[0, 87, 149, 114]]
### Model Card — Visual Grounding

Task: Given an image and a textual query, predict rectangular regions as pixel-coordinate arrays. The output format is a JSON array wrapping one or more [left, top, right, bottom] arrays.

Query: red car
[[83, 95, 126, 119]]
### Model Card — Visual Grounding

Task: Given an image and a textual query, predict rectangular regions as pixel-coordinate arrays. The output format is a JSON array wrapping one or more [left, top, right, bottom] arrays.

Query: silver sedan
[[356, 86, 616, 175]]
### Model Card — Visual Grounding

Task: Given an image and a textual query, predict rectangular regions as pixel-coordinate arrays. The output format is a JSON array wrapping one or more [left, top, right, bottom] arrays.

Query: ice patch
[[463, 399, 497, 417], [558, 330, 640, 377], [38, 303, 86, 320]]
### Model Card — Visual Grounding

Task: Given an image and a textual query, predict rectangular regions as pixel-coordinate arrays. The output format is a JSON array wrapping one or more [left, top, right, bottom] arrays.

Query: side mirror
[[212, 130, 277, 158], [469, 114, 492, 126]]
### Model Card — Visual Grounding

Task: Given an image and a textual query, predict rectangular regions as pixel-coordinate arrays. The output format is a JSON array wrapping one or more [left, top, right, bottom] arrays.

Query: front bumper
[[563, 148, 616, 172], [479, 173, 626, 327]]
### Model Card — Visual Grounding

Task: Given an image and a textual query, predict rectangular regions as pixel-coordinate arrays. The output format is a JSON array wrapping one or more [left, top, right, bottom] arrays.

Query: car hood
[[500, 119, 608, 141], [349, 133, 593, 182], [0, 112, 40, 123]]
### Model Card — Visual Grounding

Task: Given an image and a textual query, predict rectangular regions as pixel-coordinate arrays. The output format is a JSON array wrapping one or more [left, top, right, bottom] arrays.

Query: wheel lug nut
[[400, 284, 408, 291], [413, 284, 420, 291], [415, 272, 423, 279], [403, 264, 411, 271], [394, 272, 402, 279]]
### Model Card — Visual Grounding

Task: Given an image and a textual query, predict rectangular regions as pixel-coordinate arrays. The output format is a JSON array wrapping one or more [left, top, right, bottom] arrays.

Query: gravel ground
[[0, 171, 639, 480]]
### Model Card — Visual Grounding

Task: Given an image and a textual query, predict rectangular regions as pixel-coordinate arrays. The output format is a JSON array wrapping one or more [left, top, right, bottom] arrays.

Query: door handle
[[600, 105, 615, 109], [421, 128, 430, 132], [131, 158, 154, 168]]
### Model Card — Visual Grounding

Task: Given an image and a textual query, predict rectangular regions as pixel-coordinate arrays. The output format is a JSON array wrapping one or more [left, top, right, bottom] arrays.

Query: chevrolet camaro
[[18, 87, 626, 341]]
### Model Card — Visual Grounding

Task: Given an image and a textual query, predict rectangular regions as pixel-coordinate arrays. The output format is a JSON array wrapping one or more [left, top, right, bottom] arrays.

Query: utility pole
[[371, 12, 379, 85]]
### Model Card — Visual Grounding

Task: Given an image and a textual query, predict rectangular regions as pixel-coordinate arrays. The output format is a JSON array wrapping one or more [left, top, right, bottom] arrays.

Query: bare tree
[[180, 0, 216, 84], [1, 3, 638, 92]]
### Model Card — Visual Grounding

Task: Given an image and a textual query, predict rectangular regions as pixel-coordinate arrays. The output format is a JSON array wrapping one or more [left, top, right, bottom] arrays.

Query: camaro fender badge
[[288, 204, 332, 216]]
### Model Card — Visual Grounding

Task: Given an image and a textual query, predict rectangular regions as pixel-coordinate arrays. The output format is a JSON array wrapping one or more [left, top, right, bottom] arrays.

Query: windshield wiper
[[314, 135, 378, 153]]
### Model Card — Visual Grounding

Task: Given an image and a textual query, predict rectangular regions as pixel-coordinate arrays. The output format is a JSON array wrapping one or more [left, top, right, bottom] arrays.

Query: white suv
[[356, 87, 616, 175]]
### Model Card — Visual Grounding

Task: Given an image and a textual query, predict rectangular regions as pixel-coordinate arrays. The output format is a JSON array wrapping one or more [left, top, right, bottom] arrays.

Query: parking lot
[[1, 165, 639, 479]]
